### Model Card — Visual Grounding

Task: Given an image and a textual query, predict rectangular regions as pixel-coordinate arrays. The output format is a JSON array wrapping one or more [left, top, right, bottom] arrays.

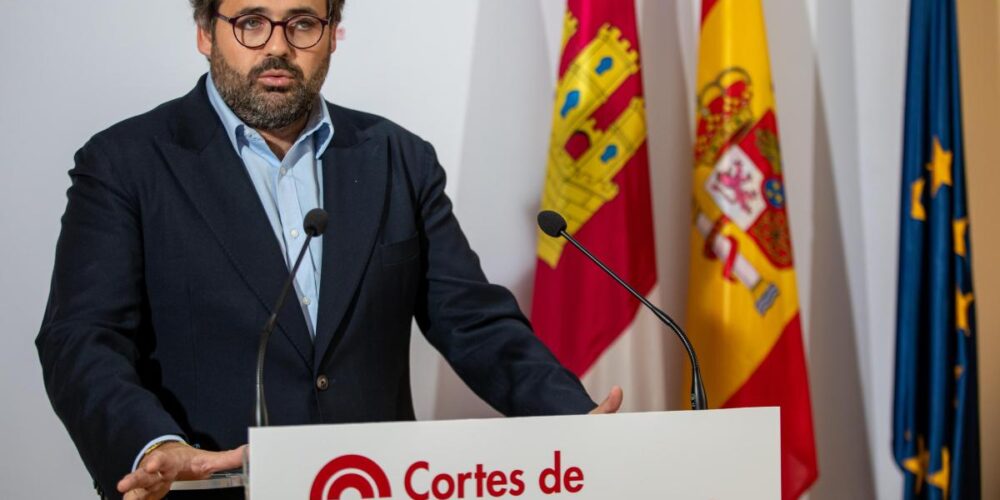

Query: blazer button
[[316, 375, 330, 391]]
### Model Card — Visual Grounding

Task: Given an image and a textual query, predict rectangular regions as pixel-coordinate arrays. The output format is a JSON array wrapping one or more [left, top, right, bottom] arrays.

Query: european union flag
[[893, 0, 980, 498]]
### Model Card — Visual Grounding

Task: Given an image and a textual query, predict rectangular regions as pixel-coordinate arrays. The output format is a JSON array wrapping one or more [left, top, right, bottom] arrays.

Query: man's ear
[[329, 25, 338, 54], [197, 24, 213, 58]]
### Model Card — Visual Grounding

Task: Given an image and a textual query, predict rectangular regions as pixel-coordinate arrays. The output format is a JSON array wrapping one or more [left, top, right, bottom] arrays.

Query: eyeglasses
[[215, 12, 331, 49]]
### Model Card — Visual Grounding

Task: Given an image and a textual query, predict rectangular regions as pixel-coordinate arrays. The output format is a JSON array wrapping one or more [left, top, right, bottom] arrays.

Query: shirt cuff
[[132, 435, 186, 472]]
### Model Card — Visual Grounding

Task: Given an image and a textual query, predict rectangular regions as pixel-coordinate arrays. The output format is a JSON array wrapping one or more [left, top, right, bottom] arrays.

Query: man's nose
[[264, 24, 292, 57]]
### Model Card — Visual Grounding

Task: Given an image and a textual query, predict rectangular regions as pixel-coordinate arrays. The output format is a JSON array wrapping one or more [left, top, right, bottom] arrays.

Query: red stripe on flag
[[722, 315, 818, 499]]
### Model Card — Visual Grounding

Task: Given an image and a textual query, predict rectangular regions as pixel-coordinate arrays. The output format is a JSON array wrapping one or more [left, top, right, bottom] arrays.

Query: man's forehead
[[218, 0, 328, 16]]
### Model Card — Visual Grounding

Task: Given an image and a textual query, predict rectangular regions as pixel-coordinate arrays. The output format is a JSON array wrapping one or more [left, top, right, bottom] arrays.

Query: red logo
[[310, 455, 392, 500]]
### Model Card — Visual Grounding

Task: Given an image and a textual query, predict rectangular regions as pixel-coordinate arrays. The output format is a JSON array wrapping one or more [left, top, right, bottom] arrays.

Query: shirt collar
[[205, 73, 334, 159]]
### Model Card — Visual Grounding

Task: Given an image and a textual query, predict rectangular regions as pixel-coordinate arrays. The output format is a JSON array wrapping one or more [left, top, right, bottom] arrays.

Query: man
[[36, 0, 622, 498]]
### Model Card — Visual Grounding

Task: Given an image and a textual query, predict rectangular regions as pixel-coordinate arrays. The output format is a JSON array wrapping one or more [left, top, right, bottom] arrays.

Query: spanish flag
[[687, 1, 817, 497], [531, 0, 658, 400]]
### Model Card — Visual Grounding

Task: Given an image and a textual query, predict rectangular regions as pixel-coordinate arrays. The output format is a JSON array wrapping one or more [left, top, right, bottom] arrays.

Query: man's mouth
[[257, 70, 296, 87]]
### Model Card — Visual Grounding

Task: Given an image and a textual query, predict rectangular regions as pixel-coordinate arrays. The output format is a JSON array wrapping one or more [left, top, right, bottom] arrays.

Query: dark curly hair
[[190, 0, 345, 30]]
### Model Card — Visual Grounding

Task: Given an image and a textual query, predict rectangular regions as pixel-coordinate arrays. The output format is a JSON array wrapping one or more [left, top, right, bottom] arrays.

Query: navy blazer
[[37, 75, 595, 498]]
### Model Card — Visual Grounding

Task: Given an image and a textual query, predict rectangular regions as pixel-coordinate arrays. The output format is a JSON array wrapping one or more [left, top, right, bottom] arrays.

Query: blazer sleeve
[[411, 140, 597, 417], [36, 136, 185, 498]]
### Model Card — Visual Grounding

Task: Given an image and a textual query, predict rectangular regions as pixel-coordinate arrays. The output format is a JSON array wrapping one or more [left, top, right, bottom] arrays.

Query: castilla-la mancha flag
[[531, 0, 663, 407], [687, 0, 817, 498]]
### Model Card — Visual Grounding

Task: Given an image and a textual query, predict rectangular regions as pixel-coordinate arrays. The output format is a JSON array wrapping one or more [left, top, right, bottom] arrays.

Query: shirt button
[[291, 229, 300, 238], [316, 375, 329, 391], [302, 297, 312, 306], [279, 167, 288, 176]]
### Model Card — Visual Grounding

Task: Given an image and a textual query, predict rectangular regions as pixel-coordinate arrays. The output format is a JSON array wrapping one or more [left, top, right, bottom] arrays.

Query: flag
[[531, 0, 662, 408], [892, 0, 980, 498], [686, 1, 817, 498]]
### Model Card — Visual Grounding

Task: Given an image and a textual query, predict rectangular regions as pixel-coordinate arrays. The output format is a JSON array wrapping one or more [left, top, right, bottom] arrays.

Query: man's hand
[[117, 442, 246, 500], [589, 385, 623, 414]]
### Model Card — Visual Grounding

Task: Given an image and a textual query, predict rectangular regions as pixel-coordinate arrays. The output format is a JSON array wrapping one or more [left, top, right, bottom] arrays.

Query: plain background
[[1, 1, 996, 498]]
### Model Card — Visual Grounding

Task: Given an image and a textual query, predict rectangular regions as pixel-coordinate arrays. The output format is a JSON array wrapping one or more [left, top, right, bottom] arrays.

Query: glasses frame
[[214, 12, 332, 50]]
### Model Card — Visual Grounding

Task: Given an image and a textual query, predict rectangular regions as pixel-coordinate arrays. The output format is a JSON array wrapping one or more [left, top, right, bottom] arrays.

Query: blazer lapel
[[313, 111, 387, 367], [156, 78, 314, 367]]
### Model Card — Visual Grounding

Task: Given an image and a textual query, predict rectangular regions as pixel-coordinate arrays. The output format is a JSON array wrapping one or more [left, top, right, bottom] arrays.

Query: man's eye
[[291, 19, 319, 31], [238, 17, 266, 30]]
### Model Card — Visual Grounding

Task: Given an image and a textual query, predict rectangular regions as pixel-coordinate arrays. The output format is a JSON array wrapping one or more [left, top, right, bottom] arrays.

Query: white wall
[[0, 2, 206, 496], [0, 0, 912, 498]]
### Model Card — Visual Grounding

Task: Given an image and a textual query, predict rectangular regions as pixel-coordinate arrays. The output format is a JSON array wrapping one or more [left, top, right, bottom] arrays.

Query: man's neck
[[257, 113, 310, 160]]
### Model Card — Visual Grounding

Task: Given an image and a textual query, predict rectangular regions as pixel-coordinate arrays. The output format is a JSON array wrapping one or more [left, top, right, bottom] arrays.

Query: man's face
[[197, 0, 336, 131]]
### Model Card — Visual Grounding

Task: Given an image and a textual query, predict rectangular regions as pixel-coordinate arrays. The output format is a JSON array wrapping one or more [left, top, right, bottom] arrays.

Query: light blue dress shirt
[[206, 73, 333, 335], [131, 76, 334, 471]]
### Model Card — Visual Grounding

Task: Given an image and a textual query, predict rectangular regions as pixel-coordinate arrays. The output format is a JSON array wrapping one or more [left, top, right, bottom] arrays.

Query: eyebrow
[[234, 6, 322, 17], [234, 6, 267, 16], [286, 7, 322, 16]]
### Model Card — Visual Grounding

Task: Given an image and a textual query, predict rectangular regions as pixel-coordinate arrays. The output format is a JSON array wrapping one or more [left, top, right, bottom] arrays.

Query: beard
[[210, 44, 330, 131]]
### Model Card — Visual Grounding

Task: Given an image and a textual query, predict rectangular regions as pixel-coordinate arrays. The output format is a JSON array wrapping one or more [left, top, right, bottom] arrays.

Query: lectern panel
[[249, 407, 779, 499]]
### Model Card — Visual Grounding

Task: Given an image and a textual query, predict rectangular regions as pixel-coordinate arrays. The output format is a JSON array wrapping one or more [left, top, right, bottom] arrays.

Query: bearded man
[[36, 1, 622, 499]]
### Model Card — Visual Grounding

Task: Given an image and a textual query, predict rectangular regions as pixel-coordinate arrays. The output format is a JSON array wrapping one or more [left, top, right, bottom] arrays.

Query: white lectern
[[236, 407, 779, 499]]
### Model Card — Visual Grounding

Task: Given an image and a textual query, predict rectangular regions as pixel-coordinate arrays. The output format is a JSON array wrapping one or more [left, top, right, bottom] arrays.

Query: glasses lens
[[235, 15, 271, 48], [286, 16, 324, 48]]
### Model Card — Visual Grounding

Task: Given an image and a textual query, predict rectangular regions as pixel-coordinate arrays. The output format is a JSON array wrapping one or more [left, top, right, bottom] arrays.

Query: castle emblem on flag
[[537, 18, 648, 268]]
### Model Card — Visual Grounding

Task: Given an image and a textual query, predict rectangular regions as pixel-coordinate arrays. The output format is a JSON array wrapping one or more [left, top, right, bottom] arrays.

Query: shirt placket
[[276, 163, 319, 334], [245, 130, 320, 336]]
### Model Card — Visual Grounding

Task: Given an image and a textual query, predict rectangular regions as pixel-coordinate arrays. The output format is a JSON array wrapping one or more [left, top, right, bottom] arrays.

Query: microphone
[[255, 208, 329, 427], [537, 210, 708, 410]]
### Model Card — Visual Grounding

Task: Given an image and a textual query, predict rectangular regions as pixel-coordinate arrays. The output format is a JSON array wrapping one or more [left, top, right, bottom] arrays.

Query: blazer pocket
[[380, 235, 420, 267]]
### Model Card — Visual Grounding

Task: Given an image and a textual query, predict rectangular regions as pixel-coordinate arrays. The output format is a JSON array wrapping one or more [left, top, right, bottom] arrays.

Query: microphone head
[[537, 210, 567, 238], [304, 209, 329, 237]]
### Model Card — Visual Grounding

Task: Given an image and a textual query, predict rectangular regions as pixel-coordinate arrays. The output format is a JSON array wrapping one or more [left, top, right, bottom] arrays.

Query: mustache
[[249, 57, 305, 81]]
